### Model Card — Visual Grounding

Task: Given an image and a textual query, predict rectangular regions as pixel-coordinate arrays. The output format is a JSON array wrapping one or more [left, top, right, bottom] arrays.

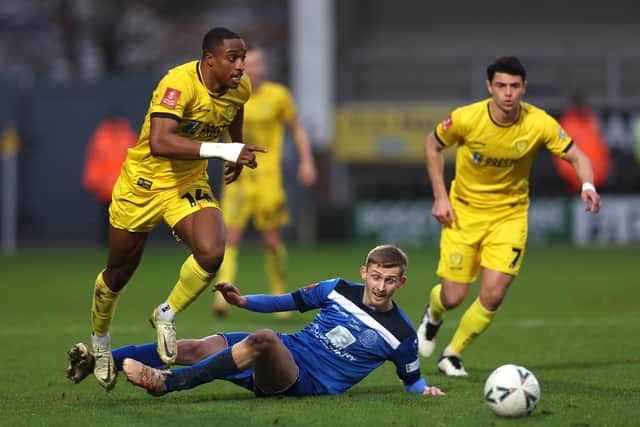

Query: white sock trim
[[157, 301, 176, 322]]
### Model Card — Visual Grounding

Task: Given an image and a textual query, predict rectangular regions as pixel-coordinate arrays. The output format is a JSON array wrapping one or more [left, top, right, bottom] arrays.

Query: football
[[483, 364, 540, 417]]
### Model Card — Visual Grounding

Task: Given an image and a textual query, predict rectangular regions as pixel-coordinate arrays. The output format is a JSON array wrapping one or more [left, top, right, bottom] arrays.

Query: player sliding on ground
[[67, 245, 444, 397]]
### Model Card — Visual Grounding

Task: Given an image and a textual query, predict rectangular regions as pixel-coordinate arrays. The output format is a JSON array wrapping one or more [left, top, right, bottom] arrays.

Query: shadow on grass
[[78, 384, 417, 407]]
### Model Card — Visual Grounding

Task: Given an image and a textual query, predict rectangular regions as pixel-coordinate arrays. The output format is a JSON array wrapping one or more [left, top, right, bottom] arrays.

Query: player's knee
[[441, 291, 466, 309], [479, 290, 506, 311], [193, 243, 225, 272], [104, 264, 137, 291], [262, 229, 282, 251], [246, 329, 279, 352]]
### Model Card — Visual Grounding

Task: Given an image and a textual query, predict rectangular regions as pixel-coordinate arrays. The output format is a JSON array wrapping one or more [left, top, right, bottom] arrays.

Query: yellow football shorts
[[436, 198, 528, 284], [109, 174, 220, 235], [221, 178, 289, 231]]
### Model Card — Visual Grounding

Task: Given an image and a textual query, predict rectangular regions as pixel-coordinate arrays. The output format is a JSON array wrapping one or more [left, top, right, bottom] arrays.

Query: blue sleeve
[[290, 278, 342, 312], [405, 376, 428, 394], [244, 294, 297, 313], [390, 336, 424, 388]]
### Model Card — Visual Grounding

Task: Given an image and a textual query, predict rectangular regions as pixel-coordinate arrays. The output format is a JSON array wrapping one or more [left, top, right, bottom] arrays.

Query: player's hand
[[213, 282, 247, 306], [422, 386, 445, 396], [224, 161, 243, 184], [582, 189, 601, 214], [432, 197, 457, 226], [236, 144, 268, 169], [298, 159, 317, 187]]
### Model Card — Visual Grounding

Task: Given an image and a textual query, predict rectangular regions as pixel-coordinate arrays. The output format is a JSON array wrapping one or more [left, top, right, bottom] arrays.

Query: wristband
[[581, 182, 596, 193], [199, 142, 244, 162]]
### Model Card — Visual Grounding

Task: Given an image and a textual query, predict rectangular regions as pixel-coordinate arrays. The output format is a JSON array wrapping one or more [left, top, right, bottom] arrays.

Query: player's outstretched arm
[[149, 116, 267, 166], [214, 283, 298, 314], [563, 144, 601, 214], [404, 376, 445, 395], [214, 282, 247, 306]]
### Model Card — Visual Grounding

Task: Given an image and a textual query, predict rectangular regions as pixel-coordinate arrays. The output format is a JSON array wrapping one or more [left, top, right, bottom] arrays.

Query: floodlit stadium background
[[1, 0, 638, 250]]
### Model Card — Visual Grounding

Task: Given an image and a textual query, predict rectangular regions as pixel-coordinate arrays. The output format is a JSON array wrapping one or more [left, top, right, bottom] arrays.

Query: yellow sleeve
[[149, 70, 195, 121], [542, 113, 573, 158], [434, 108, 467, 147], [278, 85, 297, 123]]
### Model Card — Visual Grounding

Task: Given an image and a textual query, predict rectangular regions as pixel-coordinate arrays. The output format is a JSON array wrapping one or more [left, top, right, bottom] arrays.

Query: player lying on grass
[[67, 245, 444, 397]]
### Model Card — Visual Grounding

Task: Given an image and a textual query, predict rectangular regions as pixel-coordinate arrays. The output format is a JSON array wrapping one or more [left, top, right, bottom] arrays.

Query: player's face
[[245, 49, 267, 87], [206, 38, 247, 89], [360, 264, 406, 311], [486, 72, 527, 114]]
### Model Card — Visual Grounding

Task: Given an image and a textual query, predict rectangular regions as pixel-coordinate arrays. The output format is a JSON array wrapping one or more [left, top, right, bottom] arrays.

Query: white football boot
[[416, 304, 442, 357], [437, 347, 468, 377]]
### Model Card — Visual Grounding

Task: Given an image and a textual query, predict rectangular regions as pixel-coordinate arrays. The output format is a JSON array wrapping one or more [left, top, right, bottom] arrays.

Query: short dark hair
[[365, 245, 408, 274], [487, 56, 526, 82], [202, 27, 241, 54]]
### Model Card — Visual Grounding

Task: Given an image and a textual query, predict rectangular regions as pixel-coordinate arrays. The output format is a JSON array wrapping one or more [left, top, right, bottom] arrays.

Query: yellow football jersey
[[435, 99, 573, 208], [240, 81, 296, 179], [121, 60, 251, 190]]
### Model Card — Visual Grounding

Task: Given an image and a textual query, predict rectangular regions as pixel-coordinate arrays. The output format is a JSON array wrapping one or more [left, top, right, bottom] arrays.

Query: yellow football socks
[[266, 243, 287, 295], [216, 245, 238, 284], [167, 254, 215, 313], [449, 297, 497, 354], [91, 271, 122, 336], [429, 283, 447, 322]]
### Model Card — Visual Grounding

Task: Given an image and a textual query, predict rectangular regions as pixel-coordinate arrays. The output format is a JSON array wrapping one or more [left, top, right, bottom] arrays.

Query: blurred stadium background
[[1, 0, 639, 250]]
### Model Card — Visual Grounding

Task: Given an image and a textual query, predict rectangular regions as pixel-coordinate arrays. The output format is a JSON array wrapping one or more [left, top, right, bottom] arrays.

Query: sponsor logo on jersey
[[405, 359, 420, 373], [160, 87, 181, 109], [197, 123, 227, 139], [484, 157, 521, 168], [472, 152, 521, 168], [559, 126, 568, 139], [325, 326, 356, 350], [441, 115, 453, 132], [182, 120, 202, 134], [472, 151, 484, 164]]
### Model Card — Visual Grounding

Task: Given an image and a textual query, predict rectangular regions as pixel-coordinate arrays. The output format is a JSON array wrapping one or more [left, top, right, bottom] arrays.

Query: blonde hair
[[365, 245, 408, 274]]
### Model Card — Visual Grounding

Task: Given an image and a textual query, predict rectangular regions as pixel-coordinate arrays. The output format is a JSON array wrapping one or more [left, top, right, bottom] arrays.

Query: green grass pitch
[[1, 243, 639, 426]]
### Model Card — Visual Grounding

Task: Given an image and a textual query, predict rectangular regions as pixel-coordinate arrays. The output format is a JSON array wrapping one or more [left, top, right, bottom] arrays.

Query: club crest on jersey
[[160, 88, 181, 109], [450, 253, 463, 268], [358, 329, 378, 348], [224, 104, 237, 119], [441, 115, 453, 132], [515, 139, 529, 153]]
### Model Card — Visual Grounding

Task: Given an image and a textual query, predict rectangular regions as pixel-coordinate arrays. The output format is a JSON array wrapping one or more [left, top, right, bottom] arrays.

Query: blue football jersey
[[280, 278, 423, 395]]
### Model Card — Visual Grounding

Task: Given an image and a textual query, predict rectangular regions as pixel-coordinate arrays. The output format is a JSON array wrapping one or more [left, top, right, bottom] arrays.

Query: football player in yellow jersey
[[417, 57, 601, 376], [212, 47, 316, 317], [70, 28, 268, 391]]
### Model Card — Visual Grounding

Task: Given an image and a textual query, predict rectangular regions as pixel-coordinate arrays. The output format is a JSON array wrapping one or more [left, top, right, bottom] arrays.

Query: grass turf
[[1, 243, 638, 426]]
